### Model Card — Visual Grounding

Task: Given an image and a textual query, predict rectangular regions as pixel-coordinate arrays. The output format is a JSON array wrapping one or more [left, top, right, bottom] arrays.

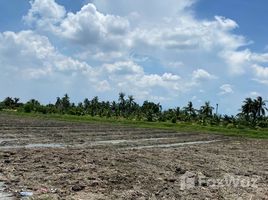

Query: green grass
[[1, 110, 268, 139]]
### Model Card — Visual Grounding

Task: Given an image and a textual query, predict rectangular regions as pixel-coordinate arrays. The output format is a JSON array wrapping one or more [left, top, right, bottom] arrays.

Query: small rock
[[71, 184, 85, 192], [90, 180, 99, 187], [175, 167, 186, 174], [164, 178, 176, 183]]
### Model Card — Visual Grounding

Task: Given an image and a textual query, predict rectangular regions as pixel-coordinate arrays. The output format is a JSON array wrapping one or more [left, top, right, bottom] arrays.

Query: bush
[[226, 123, 235, 129], [0, 102, 4, 111], [24, 104, 32, 113], [171, 116, 177, 124], [256, 120, 268, 128]]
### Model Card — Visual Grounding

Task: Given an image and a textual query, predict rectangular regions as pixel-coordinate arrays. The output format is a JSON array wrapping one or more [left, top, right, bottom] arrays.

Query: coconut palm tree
[[241, 97, 254, 120], [126, 95, 136, 116], [118, 92, 126, 117], [183, 101, 196, 117], [83, 98, 90, 111], [254, 96, 267, 117], [200, 101, 214, 118], [91, 96, 100, 116]]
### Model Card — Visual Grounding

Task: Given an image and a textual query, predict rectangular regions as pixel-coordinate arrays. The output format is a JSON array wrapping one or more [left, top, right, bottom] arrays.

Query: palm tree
[[14, 98, 20, 107], [127, 95, 134, 106], [200, 101, 214, 118], [254, 96, 267, 117], [183, 101, 196, 117], [91, 96, 99, 116], [126, 95, 135, 116], [62, 94, 70, 111], [118, 92, 126, 117], [110, 101, 117, 116], [83, 98, 90, 111], [241, 97, 254, 120], [142, 101, 162, 122]]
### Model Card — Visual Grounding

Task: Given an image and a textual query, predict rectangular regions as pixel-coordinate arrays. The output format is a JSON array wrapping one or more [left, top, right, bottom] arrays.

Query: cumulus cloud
[[103, 61, 143, 75], [58, 4, 130, 45], [24, 1, 130, 55], [130, 16, 244, 53], [0, 31, 93, 79], [23, 0, 66, 31], [192, 69, 217, 80], [251, 64, 268, 78], [91, 0, 196, 21], [23, 0, 249, 64], [251, 64, 268, 85], [219, 84, 234, 95], [98, 61, 185, 98], [220, 50, 251, 75], [0, 30, 198, 102], [2, 0, 268, 112]]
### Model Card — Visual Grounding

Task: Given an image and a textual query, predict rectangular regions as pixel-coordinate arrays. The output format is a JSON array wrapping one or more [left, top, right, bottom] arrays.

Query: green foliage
[[226, 123, 235, 129], [0, 102, 4, 111], [238, 96, 268, 127], [23, 99, 41, 113], [1, 94, 268, 132], [171, 116, 177, 124], [141, 101, 161, 122], [2, 97, 22, 109]]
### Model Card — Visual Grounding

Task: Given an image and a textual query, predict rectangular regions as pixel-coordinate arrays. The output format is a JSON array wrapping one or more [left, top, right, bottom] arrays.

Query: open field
[[0, 113, 267, 199], [3, 111, 268, 139]]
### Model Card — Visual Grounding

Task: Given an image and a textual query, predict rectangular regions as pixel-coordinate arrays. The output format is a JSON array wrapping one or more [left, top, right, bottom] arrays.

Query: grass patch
[[1, 111, 268, 139]]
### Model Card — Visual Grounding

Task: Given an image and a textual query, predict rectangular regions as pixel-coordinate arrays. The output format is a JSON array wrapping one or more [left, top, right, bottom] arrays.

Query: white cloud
[[250, 52, 268, 63], [23, 0, 66, 31], [162, 73, 181, 81], [251, 64, 268, 78], [219, 84, 234, 95], [0, 29, 203, 103], [91, 0, 196, 21], [96, 80, 111, 92], [103, 61, 143, 76], [220, 49, 251, 75], [251, 64, 268, 86], [214, 16, 238, 30], [24, 1, 130, 55], [0, 31, 93, 79], [100, 61, 183, 93], [2, 0, 268, 113], [192, 69, 217, 80], [24, 0, 249, 64], [59, 4, 129, 45]]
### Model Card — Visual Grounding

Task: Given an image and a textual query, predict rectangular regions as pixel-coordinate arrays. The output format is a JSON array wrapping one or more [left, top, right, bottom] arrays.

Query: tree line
[[0, 93, 267, 128]]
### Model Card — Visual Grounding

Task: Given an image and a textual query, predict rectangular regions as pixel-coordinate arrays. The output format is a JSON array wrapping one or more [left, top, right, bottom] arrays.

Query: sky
[[0, 0, 268, 115]]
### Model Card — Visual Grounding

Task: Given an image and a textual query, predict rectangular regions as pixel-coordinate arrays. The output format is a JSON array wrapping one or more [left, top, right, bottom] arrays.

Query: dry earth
[[0, 113, 267, 200]]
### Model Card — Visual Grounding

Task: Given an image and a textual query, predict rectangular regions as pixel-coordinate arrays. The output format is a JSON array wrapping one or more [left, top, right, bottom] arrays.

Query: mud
[[0, 176, 13, 200], [0, 113, 267, 199]]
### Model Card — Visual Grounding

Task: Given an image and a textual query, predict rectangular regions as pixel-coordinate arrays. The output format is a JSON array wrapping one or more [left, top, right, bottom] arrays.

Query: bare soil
[[0, 113, 267, 200]]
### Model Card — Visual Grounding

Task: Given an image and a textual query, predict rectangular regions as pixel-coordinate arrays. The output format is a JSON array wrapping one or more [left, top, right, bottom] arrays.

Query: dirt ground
[[0, 113, 267, 200]]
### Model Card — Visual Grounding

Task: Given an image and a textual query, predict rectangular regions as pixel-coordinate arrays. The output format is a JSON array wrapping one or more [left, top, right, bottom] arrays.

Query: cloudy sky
[[0, 0, 268, 114]]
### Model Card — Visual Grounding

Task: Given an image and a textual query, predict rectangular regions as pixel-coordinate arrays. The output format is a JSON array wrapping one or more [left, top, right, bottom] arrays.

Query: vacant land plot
[[0, 113, 267, 200]]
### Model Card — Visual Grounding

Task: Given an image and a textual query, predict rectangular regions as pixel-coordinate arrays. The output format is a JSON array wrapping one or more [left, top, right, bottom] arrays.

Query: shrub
[[171, 116, 177, 124], [226, 123, 235, 129]]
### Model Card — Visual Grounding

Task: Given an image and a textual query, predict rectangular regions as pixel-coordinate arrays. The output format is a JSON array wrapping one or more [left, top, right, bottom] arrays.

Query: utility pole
[[216, 103, 219, 115]]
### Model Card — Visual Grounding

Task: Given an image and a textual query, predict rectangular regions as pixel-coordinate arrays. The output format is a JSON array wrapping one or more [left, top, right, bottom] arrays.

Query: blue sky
[[0, 0, 268, 115]]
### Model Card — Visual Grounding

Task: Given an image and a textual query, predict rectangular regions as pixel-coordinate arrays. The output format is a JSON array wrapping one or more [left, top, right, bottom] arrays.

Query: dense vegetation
[[0, 93, 267, 129]]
